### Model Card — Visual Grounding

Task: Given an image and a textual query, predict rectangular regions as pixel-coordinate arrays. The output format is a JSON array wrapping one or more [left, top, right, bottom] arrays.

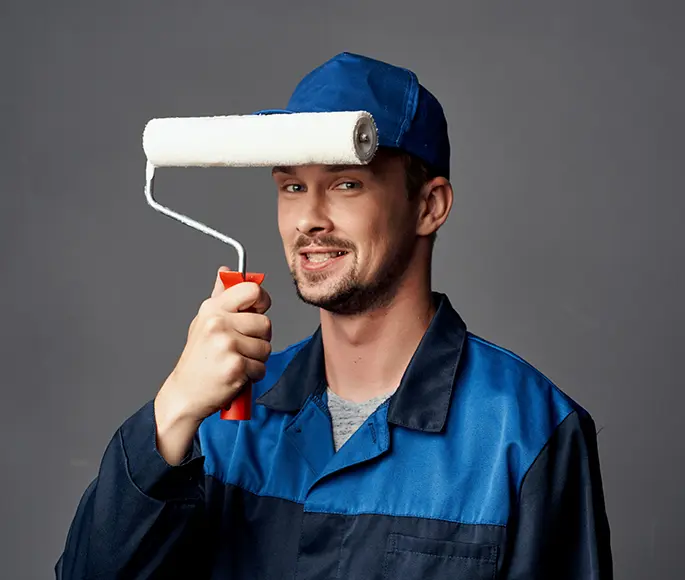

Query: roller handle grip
[[218, 271, 266, 421]]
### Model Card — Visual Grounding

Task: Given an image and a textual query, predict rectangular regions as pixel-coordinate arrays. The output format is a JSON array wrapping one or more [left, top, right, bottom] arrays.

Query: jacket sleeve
[[502, 410, 613, 579], [55, 400, 208, 579]]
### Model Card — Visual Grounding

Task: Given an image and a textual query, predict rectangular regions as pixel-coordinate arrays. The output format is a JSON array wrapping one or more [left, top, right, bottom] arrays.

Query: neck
[[320, 269, 436, 403]]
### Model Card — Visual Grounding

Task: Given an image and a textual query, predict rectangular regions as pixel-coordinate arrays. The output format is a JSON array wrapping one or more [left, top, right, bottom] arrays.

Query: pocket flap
[[388, 533, 498, 563]]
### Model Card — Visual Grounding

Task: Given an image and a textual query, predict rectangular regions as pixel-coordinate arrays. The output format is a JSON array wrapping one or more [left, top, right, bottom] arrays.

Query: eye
[[283, 183, 305, 193], [334, 181, 362, 191]]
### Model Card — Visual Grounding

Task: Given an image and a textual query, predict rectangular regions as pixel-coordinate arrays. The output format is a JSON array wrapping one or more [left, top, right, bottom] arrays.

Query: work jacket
[[56, 292, 612, 579]]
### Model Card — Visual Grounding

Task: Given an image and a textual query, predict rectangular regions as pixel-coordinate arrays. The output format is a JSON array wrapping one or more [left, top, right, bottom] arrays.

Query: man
[[57, 52, 612, 579]]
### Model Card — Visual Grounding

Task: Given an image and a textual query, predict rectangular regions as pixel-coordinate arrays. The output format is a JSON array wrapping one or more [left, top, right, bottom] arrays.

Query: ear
[[416, 177, 453, 236]]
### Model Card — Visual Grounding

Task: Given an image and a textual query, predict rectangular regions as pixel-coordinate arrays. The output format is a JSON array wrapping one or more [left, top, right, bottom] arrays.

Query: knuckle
[[203, 315, 225, 334], [262, 341, 272, 360], [212, 332, 236, 352], [230, 351, 246, 370], [227, 356, 247, 383], [262, 316, 272, 337], [198, 298, 214, 316]]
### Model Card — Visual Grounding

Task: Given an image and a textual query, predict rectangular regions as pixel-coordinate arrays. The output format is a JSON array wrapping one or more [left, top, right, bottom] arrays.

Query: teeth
[[306, 252, 345, 263]]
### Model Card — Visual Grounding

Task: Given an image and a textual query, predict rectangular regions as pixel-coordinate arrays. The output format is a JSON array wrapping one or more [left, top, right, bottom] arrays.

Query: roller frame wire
[[144, 162, 247, 276]]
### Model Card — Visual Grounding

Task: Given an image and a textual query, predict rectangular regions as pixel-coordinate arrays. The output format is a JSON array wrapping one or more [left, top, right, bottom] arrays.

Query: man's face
[[273, 151, 419, 315]]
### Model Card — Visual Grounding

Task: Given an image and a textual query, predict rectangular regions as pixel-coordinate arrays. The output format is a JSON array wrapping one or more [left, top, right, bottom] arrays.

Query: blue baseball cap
[[255, 52, 450, 178]]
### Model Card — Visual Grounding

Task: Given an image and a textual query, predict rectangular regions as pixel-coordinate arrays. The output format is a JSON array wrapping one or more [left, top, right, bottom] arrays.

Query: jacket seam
[[305, 507, 507, 527], [206, 473, 508, 527], [507, 408, 577, 527], [205, 472, 305, 505], [468, 335, 585, 416]]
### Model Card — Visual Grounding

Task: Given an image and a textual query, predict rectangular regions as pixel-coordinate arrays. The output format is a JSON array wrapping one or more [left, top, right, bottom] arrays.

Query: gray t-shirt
[[326, 387, 394, 451]]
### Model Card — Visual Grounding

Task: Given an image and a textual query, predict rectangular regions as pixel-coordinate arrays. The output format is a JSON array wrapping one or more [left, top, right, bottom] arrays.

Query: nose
[[296, 191, 334, 236]]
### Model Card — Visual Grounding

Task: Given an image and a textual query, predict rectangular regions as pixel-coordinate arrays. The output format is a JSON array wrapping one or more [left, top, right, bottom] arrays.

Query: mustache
[[293, 235, 356, 252]]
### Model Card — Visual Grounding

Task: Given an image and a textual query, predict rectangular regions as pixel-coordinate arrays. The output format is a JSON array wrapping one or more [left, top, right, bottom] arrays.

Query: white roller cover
[[143, 111, 378, 168]]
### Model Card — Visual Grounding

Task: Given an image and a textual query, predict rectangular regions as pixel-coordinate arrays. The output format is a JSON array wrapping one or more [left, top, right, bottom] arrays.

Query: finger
[[230, 312, 272, 341], [250, 286, 272, 315], [233, 334, 272, 363], [217, 282, 271, 314], [211, 266, 232, 298], [244, 359, 267, 383], [225, 357, 266, 389]]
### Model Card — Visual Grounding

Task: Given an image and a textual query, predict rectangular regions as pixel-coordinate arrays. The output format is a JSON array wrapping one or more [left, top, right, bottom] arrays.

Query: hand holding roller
[[218, 270, 265, 421], [142, 110, 378, 420]]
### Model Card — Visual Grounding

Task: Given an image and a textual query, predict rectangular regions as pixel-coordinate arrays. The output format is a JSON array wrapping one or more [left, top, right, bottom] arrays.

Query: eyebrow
[[271, 164, 371, 175], [324, 164, 370, 173]]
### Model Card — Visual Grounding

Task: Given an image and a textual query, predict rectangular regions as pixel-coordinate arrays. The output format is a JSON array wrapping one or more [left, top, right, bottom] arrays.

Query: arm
[[56, 270, 273, 579], [55, 401, 208, 579], [502, 410, 613, 579]]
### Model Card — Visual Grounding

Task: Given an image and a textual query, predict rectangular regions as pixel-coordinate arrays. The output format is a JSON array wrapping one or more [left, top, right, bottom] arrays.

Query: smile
[[300, 251, 349, 271]]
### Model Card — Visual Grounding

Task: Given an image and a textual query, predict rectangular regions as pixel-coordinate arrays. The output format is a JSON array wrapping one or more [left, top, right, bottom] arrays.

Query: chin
[[292, 259, 352, 297], [292, 276, 397, 316], [293, 278, 343, 306]]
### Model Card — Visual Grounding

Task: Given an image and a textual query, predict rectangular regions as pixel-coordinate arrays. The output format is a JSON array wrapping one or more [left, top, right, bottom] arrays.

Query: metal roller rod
[[144, 162, 247, 276]]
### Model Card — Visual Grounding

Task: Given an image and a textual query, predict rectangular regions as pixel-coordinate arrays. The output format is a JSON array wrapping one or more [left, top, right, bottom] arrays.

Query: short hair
[[378, 147, 444, 244], [376, 147, 443, 200]]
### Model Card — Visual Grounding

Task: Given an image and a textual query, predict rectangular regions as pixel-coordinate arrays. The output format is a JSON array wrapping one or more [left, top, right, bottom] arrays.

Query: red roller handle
[[219, 270, 265, 420]]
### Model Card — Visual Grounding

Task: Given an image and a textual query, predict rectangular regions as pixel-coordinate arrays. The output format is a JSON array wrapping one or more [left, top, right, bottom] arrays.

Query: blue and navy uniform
[[56, 293, 612, 579]]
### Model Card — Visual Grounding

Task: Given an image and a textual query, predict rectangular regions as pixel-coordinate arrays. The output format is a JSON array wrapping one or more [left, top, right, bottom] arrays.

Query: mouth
[[299, 250, 350, 271]]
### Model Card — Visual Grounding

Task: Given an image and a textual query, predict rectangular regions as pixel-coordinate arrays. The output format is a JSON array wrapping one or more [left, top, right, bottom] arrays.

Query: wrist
[[153, 381, 201, 465]]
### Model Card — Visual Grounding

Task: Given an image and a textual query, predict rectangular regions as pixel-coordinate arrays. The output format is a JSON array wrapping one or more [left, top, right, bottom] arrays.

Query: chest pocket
[[382, 533, 498, 580]]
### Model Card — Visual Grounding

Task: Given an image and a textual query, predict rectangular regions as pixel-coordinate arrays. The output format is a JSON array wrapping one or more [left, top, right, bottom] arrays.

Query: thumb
[[211, 266, 232, 298]]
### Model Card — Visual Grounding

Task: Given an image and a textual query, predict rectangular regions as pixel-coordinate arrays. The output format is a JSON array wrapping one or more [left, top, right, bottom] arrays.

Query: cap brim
[[252, 108, 295, 115]]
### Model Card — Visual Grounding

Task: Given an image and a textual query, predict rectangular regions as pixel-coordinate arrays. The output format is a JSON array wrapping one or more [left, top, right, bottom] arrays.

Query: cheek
[[352, 214, 397, 266], [277, 201, 294, 241], [370, 210, 414, 260], [277, 213, 286, 240], [337, 209, 379, 248], [277, 215, 296, 262]]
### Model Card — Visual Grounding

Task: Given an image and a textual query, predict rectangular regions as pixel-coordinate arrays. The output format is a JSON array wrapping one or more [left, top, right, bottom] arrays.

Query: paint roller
[[142, 111, 379, 420]]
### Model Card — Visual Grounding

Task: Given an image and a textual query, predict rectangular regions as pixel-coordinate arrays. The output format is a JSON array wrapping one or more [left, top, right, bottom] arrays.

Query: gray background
[[2, 1, 683, 578]]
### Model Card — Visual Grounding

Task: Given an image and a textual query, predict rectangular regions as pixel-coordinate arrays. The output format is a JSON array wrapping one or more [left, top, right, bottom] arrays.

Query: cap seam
[[397, 71, 419, 146]]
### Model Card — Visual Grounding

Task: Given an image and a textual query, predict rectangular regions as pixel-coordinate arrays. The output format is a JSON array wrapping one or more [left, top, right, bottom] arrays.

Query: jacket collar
[[256, 292, 467, 432]]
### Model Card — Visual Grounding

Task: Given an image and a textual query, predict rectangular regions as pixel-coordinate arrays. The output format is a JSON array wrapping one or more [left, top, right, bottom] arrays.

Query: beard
[[290, 232, 416, 316]]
